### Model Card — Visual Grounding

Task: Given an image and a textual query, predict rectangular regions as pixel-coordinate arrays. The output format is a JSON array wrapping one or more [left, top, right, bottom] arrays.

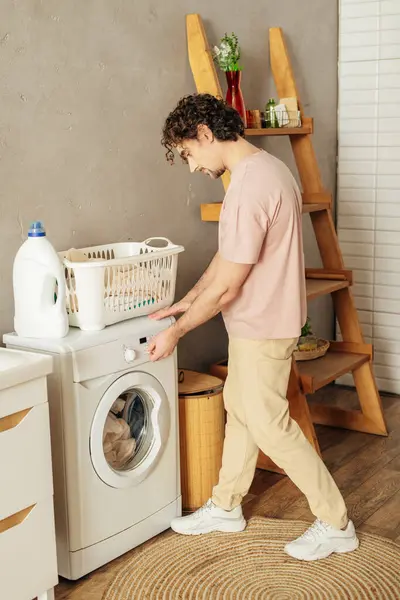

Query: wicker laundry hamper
[[178, 370, 225, 511]]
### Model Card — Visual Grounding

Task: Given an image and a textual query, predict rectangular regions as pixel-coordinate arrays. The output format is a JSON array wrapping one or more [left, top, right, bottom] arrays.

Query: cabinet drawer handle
[[0, 504, 36, 535], [0, 408, 31, 434]]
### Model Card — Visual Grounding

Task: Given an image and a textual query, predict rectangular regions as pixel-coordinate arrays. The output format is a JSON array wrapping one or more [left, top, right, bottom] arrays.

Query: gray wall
[[0, 1, 337, 370]]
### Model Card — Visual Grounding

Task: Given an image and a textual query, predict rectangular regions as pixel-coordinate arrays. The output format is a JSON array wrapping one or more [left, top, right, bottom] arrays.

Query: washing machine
[[4, 315, 181, 580]]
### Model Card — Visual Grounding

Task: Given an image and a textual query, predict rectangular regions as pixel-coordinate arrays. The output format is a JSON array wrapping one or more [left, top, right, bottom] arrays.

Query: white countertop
[[0, 348, 53, 392]]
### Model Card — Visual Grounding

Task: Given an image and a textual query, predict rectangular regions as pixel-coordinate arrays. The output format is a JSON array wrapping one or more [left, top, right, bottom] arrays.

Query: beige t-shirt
[[219, 150, 307, 340]]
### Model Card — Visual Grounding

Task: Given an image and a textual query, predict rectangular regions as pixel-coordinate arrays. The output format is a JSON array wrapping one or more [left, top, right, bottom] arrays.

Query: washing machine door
[[90, 371, 170, 488]]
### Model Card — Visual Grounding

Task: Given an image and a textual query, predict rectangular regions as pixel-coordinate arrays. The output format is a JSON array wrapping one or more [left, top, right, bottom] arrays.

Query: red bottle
[[225, 70, 247, 128]]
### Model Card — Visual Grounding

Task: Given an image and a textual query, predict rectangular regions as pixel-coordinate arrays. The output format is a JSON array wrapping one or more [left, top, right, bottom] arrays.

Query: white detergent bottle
[[13, 221, 69, 338]]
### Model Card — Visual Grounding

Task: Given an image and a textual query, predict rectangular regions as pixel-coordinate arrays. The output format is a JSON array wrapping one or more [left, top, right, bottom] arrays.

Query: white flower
[[213, 33, 241, 71], [220, 41, 230, 54]]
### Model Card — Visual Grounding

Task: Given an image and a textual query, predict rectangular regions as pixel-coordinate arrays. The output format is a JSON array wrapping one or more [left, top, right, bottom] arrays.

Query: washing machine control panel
[[123, 347, 137, 363], [71, 331, 158, 382], [123, 337, 149, 364]]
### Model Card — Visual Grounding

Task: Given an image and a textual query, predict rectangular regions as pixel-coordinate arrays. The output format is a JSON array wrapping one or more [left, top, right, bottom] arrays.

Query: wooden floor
[[54, 385, 400, 600]]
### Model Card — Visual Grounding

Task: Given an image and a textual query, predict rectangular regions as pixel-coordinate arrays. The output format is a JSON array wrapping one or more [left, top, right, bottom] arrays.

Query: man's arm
[[175, 256, 251, 335], [148, 256, 253, 360], [149, 252, 220, 320], [184, 252, 220, 304]]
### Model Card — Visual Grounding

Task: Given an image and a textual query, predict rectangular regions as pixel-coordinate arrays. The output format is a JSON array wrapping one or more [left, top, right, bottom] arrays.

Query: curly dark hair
[[161, 93, 245, 164]]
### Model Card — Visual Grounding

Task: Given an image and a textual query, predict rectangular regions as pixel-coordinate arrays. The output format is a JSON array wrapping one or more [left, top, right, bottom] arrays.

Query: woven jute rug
[[102, 517, 400, 599]]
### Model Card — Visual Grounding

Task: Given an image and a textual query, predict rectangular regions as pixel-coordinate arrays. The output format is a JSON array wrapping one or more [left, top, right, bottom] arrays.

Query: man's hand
[[148, 299, 191, 321], [147, 325, 180, 362]]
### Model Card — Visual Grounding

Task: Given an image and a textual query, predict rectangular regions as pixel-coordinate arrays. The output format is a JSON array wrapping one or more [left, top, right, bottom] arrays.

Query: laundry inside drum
[[102, 388, 155, 471]]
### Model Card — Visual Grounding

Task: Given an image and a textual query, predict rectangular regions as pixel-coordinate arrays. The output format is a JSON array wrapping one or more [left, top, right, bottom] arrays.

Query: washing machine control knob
[[124, 347, 137, 363]]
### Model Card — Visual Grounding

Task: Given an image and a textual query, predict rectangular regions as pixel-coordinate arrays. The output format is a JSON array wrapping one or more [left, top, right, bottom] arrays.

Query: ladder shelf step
[[306, 278, 350, 300], [245, 117, 313, 136], [298, 349, 370, 394]]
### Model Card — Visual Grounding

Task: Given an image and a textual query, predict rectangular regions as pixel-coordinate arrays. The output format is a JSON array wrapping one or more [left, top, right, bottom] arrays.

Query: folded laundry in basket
[[105, 267, 162, 305], [103, 412, 136, 470]]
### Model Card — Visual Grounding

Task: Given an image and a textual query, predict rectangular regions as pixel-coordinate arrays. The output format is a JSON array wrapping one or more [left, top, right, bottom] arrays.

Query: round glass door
[[90, 372, 170, 488]]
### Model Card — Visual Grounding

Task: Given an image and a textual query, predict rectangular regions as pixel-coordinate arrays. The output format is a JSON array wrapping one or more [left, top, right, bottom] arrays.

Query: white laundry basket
[[58, 237, 184, 331]]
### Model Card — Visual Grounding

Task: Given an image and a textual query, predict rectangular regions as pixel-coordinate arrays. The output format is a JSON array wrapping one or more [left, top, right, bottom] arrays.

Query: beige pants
[[212, 337, 348, 530]]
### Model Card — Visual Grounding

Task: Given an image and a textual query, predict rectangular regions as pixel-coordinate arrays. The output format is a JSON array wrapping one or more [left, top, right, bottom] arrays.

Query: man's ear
[[197, 124, 213, 142]]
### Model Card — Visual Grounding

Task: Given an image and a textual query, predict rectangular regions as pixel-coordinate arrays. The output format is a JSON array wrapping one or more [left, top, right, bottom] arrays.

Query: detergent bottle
[[13, 221, 69, 338]]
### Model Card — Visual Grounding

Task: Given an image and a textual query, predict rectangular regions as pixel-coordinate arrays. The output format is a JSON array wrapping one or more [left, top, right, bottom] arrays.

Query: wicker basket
[[178, 370, 225, 511], [294, 338, 330, 361]]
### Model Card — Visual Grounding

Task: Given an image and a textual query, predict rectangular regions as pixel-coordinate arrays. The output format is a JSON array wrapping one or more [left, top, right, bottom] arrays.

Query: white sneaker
[[171, 499, 246, 535], [284, 519, 359, 561]]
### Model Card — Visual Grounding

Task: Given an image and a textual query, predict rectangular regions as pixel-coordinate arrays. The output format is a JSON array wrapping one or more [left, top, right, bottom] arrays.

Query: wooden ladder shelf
[[186, 14, 387, 474]]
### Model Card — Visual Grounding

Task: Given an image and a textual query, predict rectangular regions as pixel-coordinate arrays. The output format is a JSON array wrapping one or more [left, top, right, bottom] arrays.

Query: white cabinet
[[0, 349, 58, 600]]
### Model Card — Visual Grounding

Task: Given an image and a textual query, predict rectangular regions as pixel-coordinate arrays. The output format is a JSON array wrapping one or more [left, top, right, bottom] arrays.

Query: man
[[148, 93, 359, 561]]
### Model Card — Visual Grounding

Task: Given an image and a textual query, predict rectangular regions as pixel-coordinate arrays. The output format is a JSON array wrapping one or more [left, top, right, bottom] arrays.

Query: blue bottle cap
[[28, 221, 46, 237]]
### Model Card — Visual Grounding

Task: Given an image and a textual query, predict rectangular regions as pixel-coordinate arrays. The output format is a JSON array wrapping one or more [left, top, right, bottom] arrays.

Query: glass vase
[[225, 70, 247, 128]]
